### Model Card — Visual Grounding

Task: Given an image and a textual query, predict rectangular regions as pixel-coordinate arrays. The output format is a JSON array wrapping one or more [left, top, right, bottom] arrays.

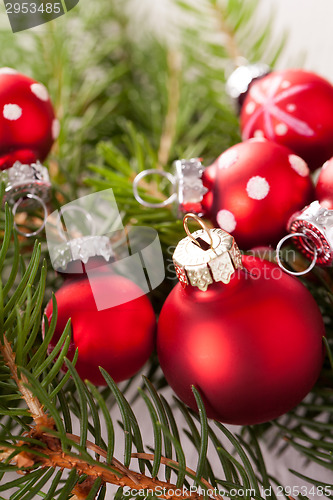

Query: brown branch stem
[[210, 2, 243, 65], [0, 442, 202, 500], [0, 336, 53, 431], [158, 50, 182, 168], [0, 431, 222, 500], [132, 453, 224, 500]]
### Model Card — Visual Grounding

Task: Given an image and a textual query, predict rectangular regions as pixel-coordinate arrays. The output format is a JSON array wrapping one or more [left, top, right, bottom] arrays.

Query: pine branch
[[1, 442, 211, 500], [1, 422, 219, 500]]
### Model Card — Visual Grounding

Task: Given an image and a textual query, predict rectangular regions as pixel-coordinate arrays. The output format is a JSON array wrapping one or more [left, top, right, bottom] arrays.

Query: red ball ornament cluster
[[134, 64, 333, 250], [157, 215, 325, 425], [132, 64, 331, 419], [212, 66, 333, 248], [133, 64, 333, 249], [16, 57, 324, 422]]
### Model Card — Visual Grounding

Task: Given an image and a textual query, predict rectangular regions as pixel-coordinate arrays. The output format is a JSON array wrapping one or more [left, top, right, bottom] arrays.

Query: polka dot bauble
[[202, 139, 314, 249], [240, 69, 333, 171], [0, 67, 58, 170]]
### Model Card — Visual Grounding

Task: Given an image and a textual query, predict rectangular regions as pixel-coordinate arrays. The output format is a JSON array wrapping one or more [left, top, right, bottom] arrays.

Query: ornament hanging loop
[[276, 232, 318, 276], [133, 169, 177, 208], [12, 193, 48, 238], [183, 213, 214, 250], [56, 205, 96, 242]]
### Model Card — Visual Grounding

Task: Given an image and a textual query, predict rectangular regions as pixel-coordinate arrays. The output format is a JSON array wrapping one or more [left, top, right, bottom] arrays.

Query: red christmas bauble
[[240, 69, 333, 170], [44, 271, 156, 386], [204, 139, 314, 249], [0, 67, 58, 170], [157, 255, 325, 425], [315, 157, 333, 209]]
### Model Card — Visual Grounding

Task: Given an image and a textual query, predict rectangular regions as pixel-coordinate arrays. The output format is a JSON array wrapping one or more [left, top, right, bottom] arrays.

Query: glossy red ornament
[[44, 271, 156, 386], [240, 69, 333, 170], [0, 67, 58, 170], [204, 139, 314, 249], [157, 254, 325, 425], [315, 157, 333, 209]]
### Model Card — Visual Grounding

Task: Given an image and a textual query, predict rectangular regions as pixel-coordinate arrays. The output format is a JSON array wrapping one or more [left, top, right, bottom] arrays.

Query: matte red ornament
[[157, 227, 325, 425], [0, 67, 58, 170], [240, 69, 333, 170], [315, 157, 333, 209], [205, 138, 314, 249], [44, 271, 156, 386]]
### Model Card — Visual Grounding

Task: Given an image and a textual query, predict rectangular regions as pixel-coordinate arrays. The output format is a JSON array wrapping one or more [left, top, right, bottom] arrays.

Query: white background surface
[[256, 0, 333, 80], [132, 0, 333, 80]]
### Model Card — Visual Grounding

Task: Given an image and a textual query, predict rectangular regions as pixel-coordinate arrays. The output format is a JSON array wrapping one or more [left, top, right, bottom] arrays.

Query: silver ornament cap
[[226, 61, 270, 109], [52, 235, 114, 271], [0, 161, 51, 237], [1, 161, 51, 207], [173, 213, 243, 291], [288, 200, 333, 266], [174, 158, 208, 215], [132, 158, 208, 215]]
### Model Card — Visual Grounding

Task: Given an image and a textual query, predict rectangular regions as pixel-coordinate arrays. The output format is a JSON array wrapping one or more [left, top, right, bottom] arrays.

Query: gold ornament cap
[[173, 213, 243, 291]]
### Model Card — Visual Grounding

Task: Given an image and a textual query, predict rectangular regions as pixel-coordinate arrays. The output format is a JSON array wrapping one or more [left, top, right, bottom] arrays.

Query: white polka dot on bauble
[[218, 149, 238, 169], [246, 176, 270, 200], [289, 154, 310, 177], [245, 101, 256, 114], [275, 123, 288, 136], [249, 136, 267, 143], [52, 119, 60, 140], [0, 67, 18, 75], [281, 80, 291, 89], [31, 83, 49, 102], [216, 210, 237, 233], [3, 104, 22, 121], [286, 103, 296, 112], [322, 160, 329, 171], [254, 129, 265, 138]]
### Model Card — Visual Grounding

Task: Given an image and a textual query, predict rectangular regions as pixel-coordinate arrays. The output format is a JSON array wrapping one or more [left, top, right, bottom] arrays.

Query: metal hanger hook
[[12, 194, 48, 238], [133, 169, 177, 208], [183, 213, 214, 250], [276, 232, 318, 276]]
